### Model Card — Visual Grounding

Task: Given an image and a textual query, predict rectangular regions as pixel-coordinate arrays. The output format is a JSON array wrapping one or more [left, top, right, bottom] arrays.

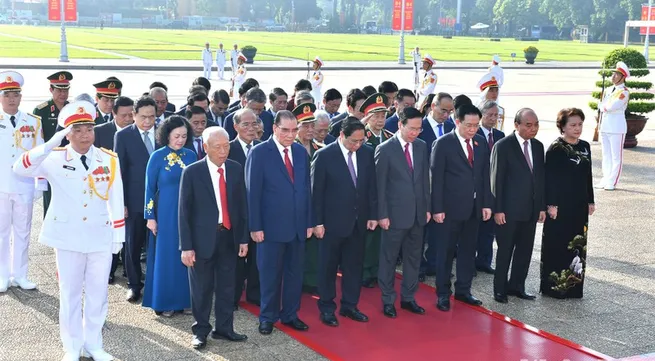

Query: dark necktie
[[104, 114, 109, 123], [80, 155, 89, 171], [283, 148, 294, 182], [487, 131, 494, 151], [465, 139, 474, 167], [404, 143, 413, 173], [10, 115, 16, 128], [523, 140, 533, 172], [347, 151, 357, 186], [217, 168, 231, 229], [437, 123, 443, 137], [246, 143, 252, 156], [195, 138, 205, 158]]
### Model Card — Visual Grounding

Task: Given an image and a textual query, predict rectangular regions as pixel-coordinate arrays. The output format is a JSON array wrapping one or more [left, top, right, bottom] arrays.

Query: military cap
[[614, 61, 630, 78], [359, 93, 389, 116], [237, 52, 247, 62], [58, 100, 97, 129], [422, 54, 435, 67], [47, 71, 73, 89], [93, 78, 122, 98], [292, 103, 317, 124], [477, 72, 499, 91], [0, 71, 23, 94], [492, 54, 501, 65], [313, 56, 323, 67]]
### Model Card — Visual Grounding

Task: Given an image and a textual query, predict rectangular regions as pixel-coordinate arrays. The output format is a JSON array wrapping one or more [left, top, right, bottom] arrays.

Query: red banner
[[64, 0, 77, 22], [392, 0, 413, 31], [48, 0, 60, 21], [641, 5, 655, 35]]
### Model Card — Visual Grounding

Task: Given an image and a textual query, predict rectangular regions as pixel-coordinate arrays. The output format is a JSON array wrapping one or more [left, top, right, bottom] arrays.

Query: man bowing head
[[179, 126, 249, 350]]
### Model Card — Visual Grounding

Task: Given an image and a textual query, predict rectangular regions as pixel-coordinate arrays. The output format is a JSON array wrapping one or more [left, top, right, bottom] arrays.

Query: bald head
[[203, 126, 230, 167]]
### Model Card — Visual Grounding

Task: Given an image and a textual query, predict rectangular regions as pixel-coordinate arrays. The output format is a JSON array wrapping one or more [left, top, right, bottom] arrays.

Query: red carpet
[[241, 275, 611, 361]]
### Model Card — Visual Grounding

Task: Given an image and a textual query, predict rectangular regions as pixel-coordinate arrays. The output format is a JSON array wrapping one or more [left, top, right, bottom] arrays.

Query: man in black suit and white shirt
[[312, 117, 378, 327], [227, 108, 261, 308], [431, 104, 492, 312], [179, 127, 248, 349], [490, 108, 546, 303], [187, 106, 210, 159], [375, 107, 431, 318], [149, 87, 173, 127]]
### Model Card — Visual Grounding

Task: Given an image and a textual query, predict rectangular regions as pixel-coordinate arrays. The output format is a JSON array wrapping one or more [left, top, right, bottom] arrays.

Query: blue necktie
[[437, 123, 443, 137]]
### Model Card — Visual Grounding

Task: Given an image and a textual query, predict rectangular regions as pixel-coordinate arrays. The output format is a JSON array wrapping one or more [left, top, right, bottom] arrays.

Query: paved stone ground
[[1, 66, 655, 360]]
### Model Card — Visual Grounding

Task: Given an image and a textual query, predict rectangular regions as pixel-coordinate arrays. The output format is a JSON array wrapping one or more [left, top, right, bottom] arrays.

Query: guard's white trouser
[[231, 60, 237, 75], [600, 132, 625, 188], [311, 88, 322, 107], [217, 62, 225, 79], [203, 63, 212, 79], [0, 192, 34, 280], [55, 249, 112, 355]]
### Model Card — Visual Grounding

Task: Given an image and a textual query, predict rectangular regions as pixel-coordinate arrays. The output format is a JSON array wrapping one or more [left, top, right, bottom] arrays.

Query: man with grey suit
[[375, 107, 431, 318]]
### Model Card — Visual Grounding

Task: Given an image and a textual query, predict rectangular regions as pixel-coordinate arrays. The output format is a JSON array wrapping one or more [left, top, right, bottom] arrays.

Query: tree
[[493, 0, 546, 34], [539, 0, 593, 29]]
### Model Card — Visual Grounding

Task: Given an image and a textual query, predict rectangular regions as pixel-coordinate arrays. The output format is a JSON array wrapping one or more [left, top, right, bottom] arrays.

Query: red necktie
[[284, 148, 294, 182], [487, 131, 494, 151], [404, 143, 413, 172], [217, 168, 231, 230], [465, 139, 474, 167]]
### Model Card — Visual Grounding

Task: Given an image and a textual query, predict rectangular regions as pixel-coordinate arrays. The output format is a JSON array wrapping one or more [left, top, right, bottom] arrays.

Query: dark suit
[[491, 132, 545, 295], [224, 110, 273, 141], [418, 116, 455, 158], [312, 141, 377, 313], [114, 125, 160, 292], [179, 159, 248, 338], [322, 133, 336, 145], [431, 132, 492, 297], [246, 137, 313, 323], [95, 109, 112, 125], [328, 112, 349, 138], [374, 135, 430, 305], [155, 111, 174, 127], [228, 138, 261, 306], [475, 127, 505, 269], [383, 113, 399, 133]]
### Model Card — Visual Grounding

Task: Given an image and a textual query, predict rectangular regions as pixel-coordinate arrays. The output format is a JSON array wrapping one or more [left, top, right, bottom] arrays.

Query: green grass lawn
[[0, 24, 651, 62]]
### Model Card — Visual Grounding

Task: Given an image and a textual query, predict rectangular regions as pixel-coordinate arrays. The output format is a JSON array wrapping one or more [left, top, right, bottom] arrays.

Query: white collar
[[205, 157, 225, 174]]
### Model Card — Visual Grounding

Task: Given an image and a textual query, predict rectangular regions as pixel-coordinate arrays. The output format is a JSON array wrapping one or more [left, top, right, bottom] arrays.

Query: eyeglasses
[[278, 127, 299, 135], [404, 126, 423, 134], [345, 137, 366, 145], [239, 122, 257, 128]]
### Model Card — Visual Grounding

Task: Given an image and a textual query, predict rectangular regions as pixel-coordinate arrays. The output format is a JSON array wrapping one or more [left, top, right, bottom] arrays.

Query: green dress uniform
[[34, 71, 73, 215]]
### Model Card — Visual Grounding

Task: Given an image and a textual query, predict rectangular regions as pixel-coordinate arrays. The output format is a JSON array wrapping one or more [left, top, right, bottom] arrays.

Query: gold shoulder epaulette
[[36, 101, 49, 110], [53, 147, 66, 151], [100, 147, 118, 158], [27, 113, 41, 120]]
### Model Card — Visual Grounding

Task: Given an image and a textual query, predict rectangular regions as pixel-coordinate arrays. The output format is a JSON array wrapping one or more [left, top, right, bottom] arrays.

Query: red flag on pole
[[48, 0, 61, 21], [64, 0, 77, 22], [392, 0, 413, 31]]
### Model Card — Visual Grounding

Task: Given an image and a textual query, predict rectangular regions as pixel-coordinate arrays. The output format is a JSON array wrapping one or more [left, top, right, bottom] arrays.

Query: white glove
[[45, 126, 72, 151], [111, 242, 123, 255]]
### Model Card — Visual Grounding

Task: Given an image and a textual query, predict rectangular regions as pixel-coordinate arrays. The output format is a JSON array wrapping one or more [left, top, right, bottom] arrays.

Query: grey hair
[[295, 90, 314, 105], [245, 88, 267, 104], [74, 93, 95, 103], [514, 108, 537, 124], [149, 87, 168, 99], [314, 110, 330, 125], [479, 100, 498, 114], [234, 108, 256, 125], [202, 126, 229, 144]]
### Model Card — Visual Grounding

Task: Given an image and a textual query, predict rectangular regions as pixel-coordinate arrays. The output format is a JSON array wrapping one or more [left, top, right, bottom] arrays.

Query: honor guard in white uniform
[[230, 43, 239, 77], [216, 42, 227, 80], [597, 61, 630, 191], [202, 42, 213, 79], [310, 56, 324, 107], [0, 71, 45, 293], [489, 55, 504, 87], [417, 54, 438, 104], [13, 101, 125, 361], [231, 52, 247, 99], [477, 72, 505, 131]]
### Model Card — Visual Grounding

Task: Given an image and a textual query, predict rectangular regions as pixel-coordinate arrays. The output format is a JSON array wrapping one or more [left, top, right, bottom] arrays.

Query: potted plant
[[241, 45, 257, 64], [523, 46, 539, 64], [589, 48, 655, 148]]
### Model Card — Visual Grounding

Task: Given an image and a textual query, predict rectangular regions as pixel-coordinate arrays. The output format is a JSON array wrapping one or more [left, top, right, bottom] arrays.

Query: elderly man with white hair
[[313, 110, 336, 145], [179, 126, 249, 349]]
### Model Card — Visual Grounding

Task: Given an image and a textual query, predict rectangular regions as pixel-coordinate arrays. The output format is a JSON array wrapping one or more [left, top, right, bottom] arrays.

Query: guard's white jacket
[[233, 64, 247, 93], [600, 84, 629, 134], [202, 49, 213, 65], [489, 64, 504, 87], [310, 70, 324, 102], [13, 144, 125, 253], [0, 110, 45, 195], [230, 49, 239, 64], [216, 49, 227, 65], [418, 69, 438, 97]]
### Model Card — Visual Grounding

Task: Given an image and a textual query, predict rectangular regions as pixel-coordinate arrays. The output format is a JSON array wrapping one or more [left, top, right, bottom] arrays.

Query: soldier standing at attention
[[33, 71, 72, 215], [489, 55, 504, 88], [216, 43, 227, 80], [93, 78, 122, 125], [202, 42, 213, 79], [360, 93, 393, 288], [477, 72, 505, 132], [13, 100, 125, 361], [417, 54, 437, 104], [231, 53, 247, 99], [230, 43, 240, 77], [310, 57, 324, 107], [0, 71, 46, 293]]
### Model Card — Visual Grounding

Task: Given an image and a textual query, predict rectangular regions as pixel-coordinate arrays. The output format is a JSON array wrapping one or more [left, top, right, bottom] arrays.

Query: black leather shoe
[[424, 270, 436, 277], [302, 285, 318, 295], [126, 289, 141, 303], [418, 273, 426, 282], [258, 321, 274, 335], [191, 335, 206, 349], [476, 265, 496, 274], [140, 252, 147, 263], [211, 330, 247, 342], [400, 301, 425, 315], [436, 296, 450, 311], [494, 293, 508, 303], [361, 278, 376, 288], [246, 298, 260, 306], [233, 304, 239, 311], [108, 275, 115, 284], [339, 308, 369, 322], [455, 294, 483, 306], [282, 318, 309, 331], [320, 312, 339, 327], [508, 290, 537, 300], [383, 304, 397, 318]]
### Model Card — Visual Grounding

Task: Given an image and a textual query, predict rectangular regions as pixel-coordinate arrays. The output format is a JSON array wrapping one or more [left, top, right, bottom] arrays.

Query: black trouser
[[233, 238, 260, 305], [378, 223, 423, 305], [125, 213, 147, 292], [435, 210, 479, 298], [317, 224, 365, 314], [190, 227, 236, 337], [493, 220, 537, 295], [109, 249, 124, 278]]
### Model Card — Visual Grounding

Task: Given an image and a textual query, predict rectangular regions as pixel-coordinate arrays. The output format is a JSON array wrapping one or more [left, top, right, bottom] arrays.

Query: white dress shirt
[[454, 130, 473, 160], [206, 158, 226, 224], [396, 133, 413, 166], [115, 122, 126, 132], [480, 126, 492, 140], [273, 136, 293, 165], [426, 114, 446, 138], [338, 139, 357, 177], [237, 137, 253, 157], [138, 127, 156, 149], [515, 132, 533, 165]]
